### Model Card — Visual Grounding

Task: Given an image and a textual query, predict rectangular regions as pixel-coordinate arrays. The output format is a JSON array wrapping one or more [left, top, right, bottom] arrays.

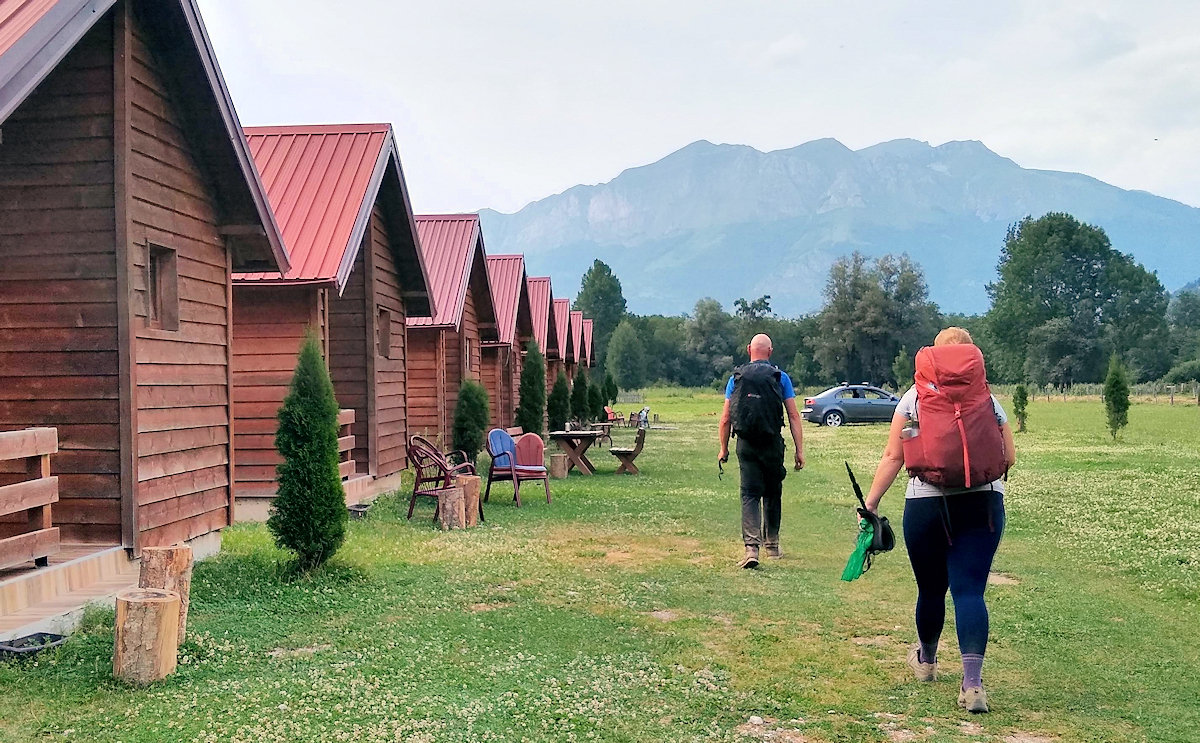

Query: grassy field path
[[1, 391, 1197, 742]]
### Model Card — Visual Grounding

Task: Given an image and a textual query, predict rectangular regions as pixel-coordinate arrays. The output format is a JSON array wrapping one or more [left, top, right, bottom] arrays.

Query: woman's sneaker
[[906, 645, 936, 682], [958, 686, 989, 713]]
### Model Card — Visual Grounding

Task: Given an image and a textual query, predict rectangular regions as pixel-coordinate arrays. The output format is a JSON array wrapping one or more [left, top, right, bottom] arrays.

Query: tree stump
[[438, 486, 466, 531], [455, 475, 481, 527], [138, 546, 193, 644], [113, 587, 180, 684], [549, 453, 568, 479]]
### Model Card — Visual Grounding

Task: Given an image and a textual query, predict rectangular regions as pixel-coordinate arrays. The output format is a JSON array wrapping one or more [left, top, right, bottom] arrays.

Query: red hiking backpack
[[902, 344, 1007, 489]]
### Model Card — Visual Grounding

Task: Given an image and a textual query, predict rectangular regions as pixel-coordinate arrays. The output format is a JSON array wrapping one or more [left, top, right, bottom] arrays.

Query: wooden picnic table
[[591, 422, 613, 446], [548, 430, 604, 475]]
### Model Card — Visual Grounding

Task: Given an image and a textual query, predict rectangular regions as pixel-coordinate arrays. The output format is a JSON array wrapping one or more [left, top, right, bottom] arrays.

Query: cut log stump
[[438, 486, 466, 531], [113, 588, 180, 684], [455, 475, 482, 527], [549, 453, 568, 479], [138, 546, 193, 644]]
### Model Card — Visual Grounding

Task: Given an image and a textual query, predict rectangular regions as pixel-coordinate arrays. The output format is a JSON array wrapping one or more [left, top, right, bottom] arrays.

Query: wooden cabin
[[525, 276, 559, 425], [0, 0, 289, 560], [230, 125, 433, 520], [554, 299, 576, 384], [407, 215, 498, 441], [482, 255, 533, 428], [582, 318, 595, 372], [570, 310, 585, 378]]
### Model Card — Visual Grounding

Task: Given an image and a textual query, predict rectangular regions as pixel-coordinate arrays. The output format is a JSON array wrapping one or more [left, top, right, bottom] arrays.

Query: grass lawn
[[2, 390, 1198, 743]]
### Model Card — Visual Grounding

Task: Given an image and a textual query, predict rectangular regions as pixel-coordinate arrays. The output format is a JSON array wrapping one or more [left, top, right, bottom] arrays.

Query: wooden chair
[[603, 406, 624, 427], [406, 435, 479, 521], [609, 428, 646, 475], [627, 411, 638, 428], [485, 429, 551, 507]]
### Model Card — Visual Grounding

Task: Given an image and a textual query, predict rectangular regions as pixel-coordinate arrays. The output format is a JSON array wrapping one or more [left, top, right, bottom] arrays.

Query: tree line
[[570, 213, 1200, 391]]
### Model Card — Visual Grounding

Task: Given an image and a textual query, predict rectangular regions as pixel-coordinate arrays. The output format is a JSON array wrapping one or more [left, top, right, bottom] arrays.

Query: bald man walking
[[719, 334, 805, 568]]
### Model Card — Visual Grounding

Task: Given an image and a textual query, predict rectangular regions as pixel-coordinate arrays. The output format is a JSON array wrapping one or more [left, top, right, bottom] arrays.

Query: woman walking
[[860, 327, 1016, 713]]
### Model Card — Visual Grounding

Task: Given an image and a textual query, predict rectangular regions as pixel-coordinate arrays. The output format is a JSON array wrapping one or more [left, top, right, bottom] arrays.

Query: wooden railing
[[337, 410, 355, 480], [0, 428, 60, 571]]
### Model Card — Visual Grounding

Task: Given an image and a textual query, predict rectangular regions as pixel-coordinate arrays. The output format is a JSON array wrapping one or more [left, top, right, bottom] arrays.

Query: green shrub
[[453, 380, 490, 464], [571, 367, 590, 423], [589, 380, 605, 420], [1103, 354, 1130, 440], [1013, 384, 1029, 433], [548, 370, 571, 432], [515, 341, 546, 435], [1163, 358, 1200, 384], [606, 319, 646, 390], [268, 331, 347, 570], [603, 372, 619, 405]]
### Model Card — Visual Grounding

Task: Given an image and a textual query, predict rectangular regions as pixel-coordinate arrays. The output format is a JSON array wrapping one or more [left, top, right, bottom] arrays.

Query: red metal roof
[[236, 124, 388, 284], [409, 214, 493, 329], [582, 319, 594, 366], [570, 311, 584, 366], [554, 299, 573, 362], [526, 276, 557, 356], [486, 254, 529, 347], [0, 0, 60, 58]]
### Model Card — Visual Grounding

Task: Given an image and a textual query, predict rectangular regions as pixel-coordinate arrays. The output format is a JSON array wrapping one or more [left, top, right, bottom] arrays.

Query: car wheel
[[823, 410, 844, 427]]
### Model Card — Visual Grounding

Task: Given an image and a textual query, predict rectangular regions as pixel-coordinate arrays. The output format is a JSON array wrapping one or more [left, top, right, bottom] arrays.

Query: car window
[[863, 390, 888, 400], [836, 390, 856, 399]]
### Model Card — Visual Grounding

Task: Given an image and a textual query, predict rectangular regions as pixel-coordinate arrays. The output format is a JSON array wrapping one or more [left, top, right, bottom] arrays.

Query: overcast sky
[[199, 0, 1200, 215]]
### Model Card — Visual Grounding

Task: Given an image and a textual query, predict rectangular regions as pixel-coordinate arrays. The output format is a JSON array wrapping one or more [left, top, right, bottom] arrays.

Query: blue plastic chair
[[485, 428, 550, 507]]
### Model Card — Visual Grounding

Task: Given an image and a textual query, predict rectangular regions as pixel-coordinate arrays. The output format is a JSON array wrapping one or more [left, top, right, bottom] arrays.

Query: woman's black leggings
[[902, 490, 1005, 656]]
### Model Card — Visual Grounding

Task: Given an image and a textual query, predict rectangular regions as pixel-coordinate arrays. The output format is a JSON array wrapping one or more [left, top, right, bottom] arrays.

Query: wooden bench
[[0, 428, 60, 571], [609, 428, 646, 475]]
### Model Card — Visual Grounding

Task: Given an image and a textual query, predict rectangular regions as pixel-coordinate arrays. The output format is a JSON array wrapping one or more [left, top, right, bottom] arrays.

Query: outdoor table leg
[[558, 437, 595, 475], [573, 438, 596, 474]]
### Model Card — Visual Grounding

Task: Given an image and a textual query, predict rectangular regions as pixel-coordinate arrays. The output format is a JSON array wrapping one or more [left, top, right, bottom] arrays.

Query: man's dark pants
[[736, 433, 786, 547]]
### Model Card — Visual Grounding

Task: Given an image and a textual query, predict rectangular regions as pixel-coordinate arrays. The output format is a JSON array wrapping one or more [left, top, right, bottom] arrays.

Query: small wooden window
[[465, 338, 474, 374], [377, 308, 392, 358], [147, 245, 179, 331]]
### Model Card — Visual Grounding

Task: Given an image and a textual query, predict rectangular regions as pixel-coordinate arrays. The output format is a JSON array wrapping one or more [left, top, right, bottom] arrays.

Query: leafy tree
[[603, 372, 619, 405], [547, 370, 571, 431], [891, 347, 914, 389], [1022, 304, 1104, 390], [452, 380, 490, 464], [986, 213, 1169, 381], [1168, 291, 1200, 366], [815, 252, 939, 386], [790, 350, 814, 391], [268, 331, 346, 570], [607, 319, 647, 390], [588, 382, 605, 421], [573, 260, 627, 367], [1012, 384, 1029, 433], [1102, 354, 1130, 440], [1163, 358, 1200, 384], [514, 341, 546, 435], [685, 298, 740, 383], [734, 295, 772, 322], [570, 366, 590, 423]]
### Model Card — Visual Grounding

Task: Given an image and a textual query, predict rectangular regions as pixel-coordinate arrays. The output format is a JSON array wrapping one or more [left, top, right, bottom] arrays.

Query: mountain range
[[479, 138, 1200, 316]]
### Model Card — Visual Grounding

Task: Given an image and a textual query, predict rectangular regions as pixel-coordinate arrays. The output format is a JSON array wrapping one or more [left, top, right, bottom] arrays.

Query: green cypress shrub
[[1103, 354, 1130, 440], [589, 380, 605, 420], [603, 372, 619, 405], [268, 330, 346, 570], [514, 341, 546, 435], [1012, 384, 1029, 433], [548, 370, 571, 432], [571, 366, 590, 423], [453, 379, 490, 464]]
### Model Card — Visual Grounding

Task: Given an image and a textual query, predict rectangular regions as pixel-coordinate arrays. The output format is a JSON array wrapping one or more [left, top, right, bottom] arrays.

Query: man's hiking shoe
[[906, 645, 937, 682], [739, 546, 760, 569], [958, 686, 989, 713], [764, 544, 782, 559]]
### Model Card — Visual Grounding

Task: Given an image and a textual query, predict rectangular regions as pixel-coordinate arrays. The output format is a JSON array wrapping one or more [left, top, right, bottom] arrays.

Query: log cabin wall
[[443, 288, 481, 433], [367, 204, 409, 476], [480, 347, 502, 427], [127, 7, 238, 547], [230, 285, 321, 497], [329, 248, 372, 474], [0, 20, 121, 543]]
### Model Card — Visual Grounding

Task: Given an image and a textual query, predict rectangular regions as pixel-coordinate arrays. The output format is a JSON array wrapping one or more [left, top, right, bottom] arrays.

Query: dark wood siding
[[230, 284, 320, 496], [368, 205, 408, 476], [329, 248, 371, 473], [0, 20, 119, 543], [127, 10, 232, 547], [406, 327, 443, 440], [481, 346, 501, 427], [444, 288, 481, 434]]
